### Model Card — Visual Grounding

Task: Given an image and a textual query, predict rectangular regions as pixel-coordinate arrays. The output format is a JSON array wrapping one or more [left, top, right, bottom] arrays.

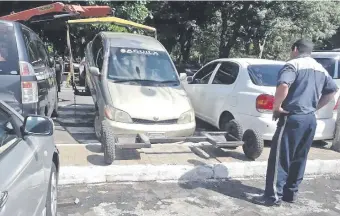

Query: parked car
[[311, 50, 340, 86], [176, 63, 201, 76], [181, 58, 339, 141], [0, 20, 58, 117], [84, 32, 196, 162], [0, 100, 59, 216]]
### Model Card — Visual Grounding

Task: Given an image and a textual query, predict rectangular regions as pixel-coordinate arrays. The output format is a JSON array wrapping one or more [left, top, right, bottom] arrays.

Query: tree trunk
[[219, 2, 251, 58], [218, 4, 229, 58], [182, 27, 194, 62], [258, 37, 267, 59]]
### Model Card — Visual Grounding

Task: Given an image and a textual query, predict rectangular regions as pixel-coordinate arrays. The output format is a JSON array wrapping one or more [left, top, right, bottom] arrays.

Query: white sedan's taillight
[[20, 61, 38, 104]]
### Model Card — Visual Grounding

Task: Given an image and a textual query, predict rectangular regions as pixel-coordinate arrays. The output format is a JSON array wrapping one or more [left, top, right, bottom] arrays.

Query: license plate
[[147, 132, 165, 138]]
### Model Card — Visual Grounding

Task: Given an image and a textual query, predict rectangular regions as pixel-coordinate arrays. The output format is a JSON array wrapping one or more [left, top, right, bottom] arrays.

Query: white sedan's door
[[182, 62, 219, 118], [201, 61, 240, 126]]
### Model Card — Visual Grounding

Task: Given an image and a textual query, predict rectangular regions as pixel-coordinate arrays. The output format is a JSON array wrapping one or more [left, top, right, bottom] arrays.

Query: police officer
[[253, 39, 338, 206]]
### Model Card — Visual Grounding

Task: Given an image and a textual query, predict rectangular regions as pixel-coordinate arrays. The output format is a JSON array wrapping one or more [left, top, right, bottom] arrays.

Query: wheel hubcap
[[51, 172, 57, 216]]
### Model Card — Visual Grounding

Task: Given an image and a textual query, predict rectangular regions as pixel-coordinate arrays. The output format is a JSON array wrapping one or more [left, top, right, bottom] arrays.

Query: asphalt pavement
[[57, 176, 340, 216]]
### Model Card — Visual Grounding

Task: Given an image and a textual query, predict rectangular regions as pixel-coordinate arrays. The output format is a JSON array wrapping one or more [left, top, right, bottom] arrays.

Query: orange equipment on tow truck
[[0, 2, 112, 22]]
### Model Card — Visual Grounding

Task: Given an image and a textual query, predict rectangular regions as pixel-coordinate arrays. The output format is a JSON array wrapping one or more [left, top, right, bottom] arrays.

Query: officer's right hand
[[272, 107, 289, 121]]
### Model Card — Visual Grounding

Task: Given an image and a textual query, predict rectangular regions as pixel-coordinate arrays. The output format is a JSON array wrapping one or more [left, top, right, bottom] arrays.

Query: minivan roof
[[0, 20, 15, 26], [101, 32, 165, 51]]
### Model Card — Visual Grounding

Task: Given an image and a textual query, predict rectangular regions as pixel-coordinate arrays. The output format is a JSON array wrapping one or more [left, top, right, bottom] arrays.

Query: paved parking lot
[[54, 86, 340, 167], [58, 176, 340, 216]]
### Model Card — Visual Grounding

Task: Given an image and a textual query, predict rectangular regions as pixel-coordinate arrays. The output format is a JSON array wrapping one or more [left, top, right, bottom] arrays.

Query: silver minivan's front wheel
[[46, 163, 58, 216]]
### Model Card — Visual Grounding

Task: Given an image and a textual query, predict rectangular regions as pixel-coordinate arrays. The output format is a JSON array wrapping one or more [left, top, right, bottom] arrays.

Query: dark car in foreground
[[0, 100, 59, 216]]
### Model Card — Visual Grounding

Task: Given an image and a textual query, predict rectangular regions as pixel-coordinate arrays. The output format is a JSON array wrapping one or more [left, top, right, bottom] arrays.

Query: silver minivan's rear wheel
[[46, 163, 58, 216]]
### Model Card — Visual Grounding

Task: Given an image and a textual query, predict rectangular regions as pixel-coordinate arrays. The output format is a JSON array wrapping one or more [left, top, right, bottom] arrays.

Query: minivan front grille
[[132, 118, 178, 125]]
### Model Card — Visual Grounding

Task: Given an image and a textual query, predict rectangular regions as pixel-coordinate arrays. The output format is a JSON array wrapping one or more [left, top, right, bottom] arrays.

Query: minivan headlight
[[104, 105, 133, 123], [177, 110, 195, 124]]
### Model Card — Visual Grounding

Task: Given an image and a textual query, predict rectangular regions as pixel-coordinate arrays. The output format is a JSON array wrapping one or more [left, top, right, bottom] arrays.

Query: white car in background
[[312, 49, 340, 86], [181, 58, 339, 142]]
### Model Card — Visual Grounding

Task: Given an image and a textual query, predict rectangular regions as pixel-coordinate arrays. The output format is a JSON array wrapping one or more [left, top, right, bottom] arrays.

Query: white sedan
[[181, 58, 338, 141]]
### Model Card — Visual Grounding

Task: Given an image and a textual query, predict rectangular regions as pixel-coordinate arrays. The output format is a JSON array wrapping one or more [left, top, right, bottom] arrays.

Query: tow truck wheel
[[223, 119, 243, 149], [102, 120, 117, 164], [242, 129, 264, 160]]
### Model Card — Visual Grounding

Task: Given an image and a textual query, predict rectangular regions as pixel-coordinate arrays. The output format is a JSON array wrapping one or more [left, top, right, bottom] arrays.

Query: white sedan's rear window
[[248, 64, 285, 86]]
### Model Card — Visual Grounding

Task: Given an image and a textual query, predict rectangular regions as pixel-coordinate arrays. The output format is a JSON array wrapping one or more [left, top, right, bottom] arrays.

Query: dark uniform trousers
[[264, 113, 317, 201]]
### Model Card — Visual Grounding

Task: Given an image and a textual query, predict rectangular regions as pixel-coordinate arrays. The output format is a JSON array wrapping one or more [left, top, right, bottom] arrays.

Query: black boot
[[252, 195, 282, 207]]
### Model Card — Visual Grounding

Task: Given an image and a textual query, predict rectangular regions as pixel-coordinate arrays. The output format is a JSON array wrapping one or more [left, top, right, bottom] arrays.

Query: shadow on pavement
[[85, 144, 141, 166], [190, 145, 252, 162], [178, 159, 263, 205]]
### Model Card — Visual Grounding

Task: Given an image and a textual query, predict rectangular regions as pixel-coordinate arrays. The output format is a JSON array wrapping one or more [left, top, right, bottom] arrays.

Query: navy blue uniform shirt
[[277, 55, 338, 115]]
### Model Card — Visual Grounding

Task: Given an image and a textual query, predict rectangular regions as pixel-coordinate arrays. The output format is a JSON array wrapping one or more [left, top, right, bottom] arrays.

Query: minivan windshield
[[248, 64, 285, 86], [0, 22, 19, 75], [314, 58, 337, 78], [108, 47, 179, 85]]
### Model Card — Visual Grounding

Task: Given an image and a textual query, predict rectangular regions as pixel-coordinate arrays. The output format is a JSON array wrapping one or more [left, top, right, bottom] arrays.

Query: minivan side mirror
[[89, 66, 101, 76], [22, 115, 54, 137]]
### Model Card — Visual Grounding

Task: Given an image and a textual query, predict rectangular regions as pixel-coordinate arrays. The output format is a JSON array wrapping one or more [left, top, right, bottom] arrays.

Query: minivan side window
[[36, 39, 49, 66], [22, 28, 41, 66]]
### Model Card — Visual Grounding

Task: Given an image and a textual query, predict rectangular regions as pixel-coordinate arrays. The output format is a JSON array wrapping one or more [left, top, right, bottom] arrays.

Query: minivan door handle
[[0, 191, 8, 209]]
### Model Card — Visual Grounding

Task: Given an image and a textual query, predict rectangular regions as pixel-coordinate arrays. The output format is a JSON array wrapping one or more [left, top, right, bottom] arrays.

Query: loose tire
[[102, 120, 117, 164], [242, 129, 264, 160], [224, 119, 243, 141], [46, 163, 58, 216], [222, 119, 243, 149]]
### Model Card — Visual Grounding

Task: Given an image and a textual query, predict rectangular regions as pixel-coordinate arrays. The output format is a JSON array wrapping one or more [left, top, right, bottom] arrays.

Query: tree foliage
[[0, 1, 339, 63]]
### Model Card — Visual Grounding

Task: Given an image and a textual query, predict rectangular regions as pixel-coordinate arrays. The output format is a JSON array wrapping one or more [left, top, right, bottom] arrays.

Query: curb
[[58, 159, 340, 185]]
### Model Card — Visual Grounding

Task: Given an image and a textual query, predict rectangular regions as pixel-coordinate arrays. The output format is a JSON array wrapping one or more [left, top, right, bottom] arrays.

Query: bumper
[[236, 114, 276, 141], [314, 116, 336, 140], [236, 113, 335, 141], [106, 120, 196, 137]]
